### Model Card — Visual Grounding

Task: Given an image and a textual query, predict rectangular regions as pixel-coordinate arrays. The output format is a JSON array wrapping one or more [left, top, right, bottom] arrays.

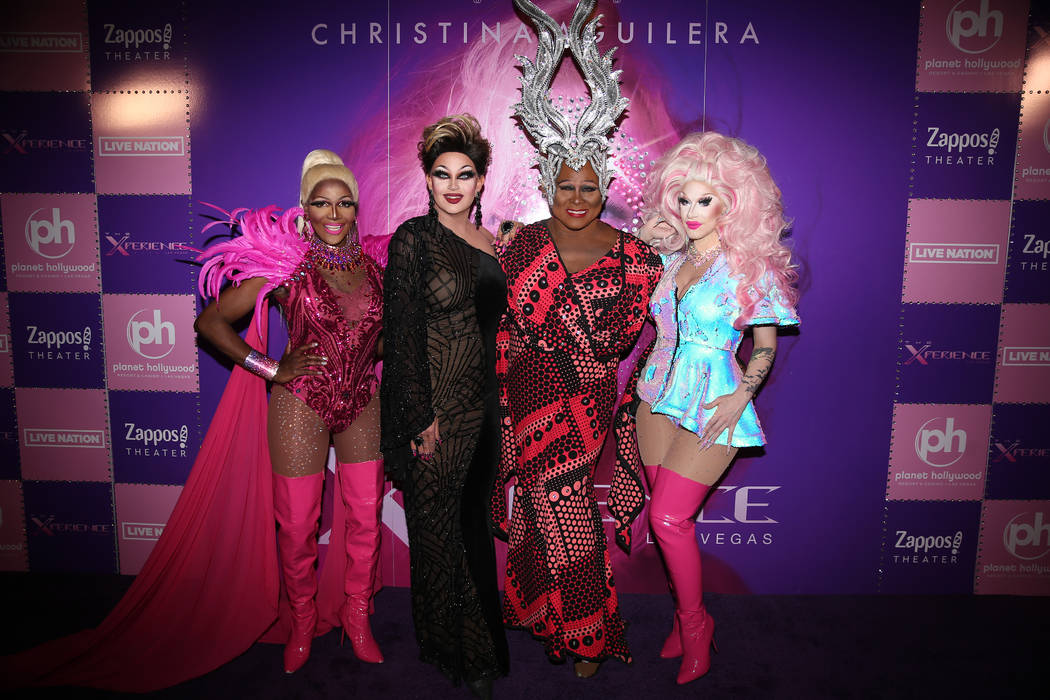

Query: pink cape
[[1, 307, 358, 692]]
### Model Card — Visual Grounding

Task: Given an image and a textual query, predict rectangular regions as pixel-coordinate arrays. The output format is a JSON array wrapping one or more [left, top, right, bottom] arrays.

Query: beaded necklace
[[307, 233, 363, 271]]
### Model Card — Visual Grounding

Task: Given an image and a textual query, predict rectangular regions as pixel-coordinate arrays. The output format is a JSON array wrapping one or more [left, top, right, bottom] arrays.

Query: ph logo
[[25, 208, 76, 259], [126, 309, 175, 359], [946, 0, 1004, 54], [1003, 512, 1050, 561], [915, 417, 967, 467]]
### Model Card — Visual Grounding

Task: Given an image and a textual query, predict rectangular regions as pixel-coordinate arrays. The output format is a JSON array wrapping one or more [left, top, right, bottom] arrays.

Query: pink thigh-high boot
[[648, 467, 717, 685], [644, 464, 682, 659], [273, 471, 324, 674], [337, 460, 385, 663]]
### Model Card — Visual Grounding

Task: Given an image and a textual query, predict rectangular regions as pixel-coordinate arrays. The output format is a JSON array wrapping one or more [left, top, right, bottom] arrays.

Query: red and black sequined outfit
[[492, 222, 661, 664]]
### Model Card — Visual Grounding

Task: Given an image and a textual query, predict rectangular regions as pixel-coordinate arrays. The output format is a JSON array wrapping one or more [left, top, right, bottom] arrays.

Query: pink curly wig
[[643, 132, 799, 328]]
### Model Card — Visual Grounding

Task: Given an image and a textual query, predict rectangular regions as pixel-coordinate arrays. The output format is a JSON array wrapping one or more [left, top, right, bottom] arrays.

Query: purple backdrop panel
[[916, 0, 1029, 92], [9, 292, 104, 389], [0, 294, 11, 386], [0, 0, 90, 92], [976, 499, 1050, 595], [114, 483, 181, 575], [899, 304, 999, 404], [994, 304, 1050, 403], [881, 500, 981, 594], [23, 480, 116, 574], [0, 92, 92, 193], [912, 92, 1020, 200], [109, 390, 198, 485], [15, 387, 110, 482], [1, 193, 100, 293], [0, 480, 28, 571], [87, 0, 186, 92], [987, 404, 1050, 499], [98, 195, 194, 294], [103, 293, 199, 392], [1015, 91, 1050, 200], [1005, 200, 1050, 303], [888, 403, 992, 501], [0, 389, 17, 479]]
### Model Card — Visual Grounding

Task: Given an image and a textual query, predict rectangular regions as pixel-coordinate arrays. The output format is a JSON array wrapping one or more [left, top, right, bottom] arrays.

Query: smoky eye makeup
[[431, 168, 451, 179], [457, 170, 476, 179]]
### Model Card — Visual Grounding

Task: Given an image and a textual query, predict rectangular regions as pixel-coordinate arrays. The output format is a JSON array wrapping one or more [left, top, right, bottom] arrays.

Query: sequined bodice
[[649, 253, 743, 354]]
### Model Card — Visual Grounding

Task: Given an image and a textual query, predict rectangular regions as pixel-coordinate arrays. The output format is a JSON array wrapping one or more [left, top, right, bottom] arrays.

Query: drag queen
[[0, 150, 385, 691], [381, 115, 510, 698], [491, 0, 662, 678], [636, 132, 799, 684]]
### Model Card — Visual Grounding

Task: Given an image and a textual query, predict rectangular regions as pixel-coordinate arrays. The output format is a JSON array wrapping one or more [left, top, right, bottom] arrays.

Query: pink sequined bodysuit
[[273, 244, 383, 433]]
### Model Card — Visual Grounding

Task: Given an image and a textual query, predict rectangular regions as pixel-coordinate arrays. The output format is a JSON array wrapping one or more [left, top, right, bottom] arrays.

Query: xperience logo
[[2, 130, 27, 155]]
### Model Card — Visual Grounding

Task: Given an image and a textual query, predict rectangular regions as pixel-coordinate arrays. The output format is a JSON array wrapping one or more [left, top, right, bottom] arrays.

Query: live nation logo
[[1, 193, 99, 293], [15, 387, 111, 482], [114, 483, 180, 575], [904, 199, 1009, 303], [888, 403, 991, 500], [0, 0, 90, 92], [882, 501, 980, 594], [994, 304, 1050, 403], [1014, 92, 1050, 201], [976, 500, 1050, 595], [103, 294, 198, 391], [916, 0, 1028, 92], [92, 92, 190, 194]]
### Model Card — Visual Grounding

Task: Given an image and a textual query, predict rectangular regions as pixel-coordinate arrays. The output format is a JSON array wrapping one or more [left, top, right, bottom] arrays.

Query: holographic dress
[[637, 251, 799, 446], [491, 222, 662, 664]]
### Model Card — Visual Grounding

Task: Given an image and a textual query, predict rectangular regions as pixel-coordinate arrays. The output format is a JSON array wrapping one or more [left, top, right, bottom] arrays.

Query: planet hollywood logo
[[309, 19, 759, 47], [1003, 512, 1050, 562], [923, 125, 999, 167], [24, 208, 74, 259], [25, 324, 92, 360], [31, 515, 112, 536], [903, 341, 992, 365], [1018, 119, 1050, 182], [945, 0, 1003, 54], [123, 421, 188, 458], [915, 417, 967, 467], [0, 32, 84, 53], [908, 242, 999, 264], [104, 233, 188, 257], [120, 521, 165, 541], [23, 427, 106, 448], [1001, 347, 1050, 367], [126, 309, 176, 359], [98, 136, 185, 157], [101, 22, 173, 62], [1, 130, 88, 156], [892, 529, 963, 565]]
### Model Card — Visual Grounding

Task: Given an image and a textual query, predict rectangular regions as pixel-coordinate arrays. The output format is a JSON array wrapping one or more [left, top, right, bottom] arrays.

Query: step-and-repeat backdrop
[[1, 0, 1047, 595]]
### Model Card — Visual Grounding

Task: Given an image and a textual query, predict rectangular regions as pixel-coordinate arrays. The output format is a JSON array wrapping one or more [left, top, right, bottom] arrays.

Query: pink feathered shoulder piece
[[194, 203, 308, 320]]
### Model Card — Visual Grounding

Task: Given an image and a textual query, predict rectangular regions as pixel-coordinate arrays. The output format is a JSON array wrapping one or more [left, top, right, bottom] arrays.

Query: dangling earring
[[427, 189, 436, 217], [473, 192, 482, 228]]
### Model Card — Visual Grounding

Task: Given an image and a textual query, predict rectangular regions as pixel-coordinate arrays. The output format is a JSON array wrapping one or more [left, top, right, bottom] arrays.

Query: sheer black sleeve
[[380, 220, 434, 483]]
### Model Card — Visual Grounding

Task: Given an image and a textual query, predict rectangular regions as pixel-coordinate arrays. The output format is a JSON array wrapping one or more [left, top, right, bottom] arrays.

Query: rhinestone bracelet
[[244, 349, 280, 381]]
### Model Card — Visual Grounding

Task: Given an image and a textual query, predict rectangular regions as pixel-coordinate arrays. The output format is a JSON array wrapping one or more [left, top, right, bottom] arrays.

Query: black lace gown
[[381, 215, 510, 684]]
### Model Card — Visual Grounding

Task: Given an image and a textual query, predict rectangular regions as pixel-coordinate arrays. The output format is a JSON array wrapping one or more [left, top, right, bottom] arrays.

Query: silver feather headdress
[[513, 0, 629, 204]]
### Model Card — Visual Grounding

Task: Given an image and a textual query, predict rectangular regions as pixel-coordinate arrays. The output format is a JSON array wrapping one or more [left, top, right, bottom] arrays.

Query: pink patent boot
[[648, 467, 717, 684], [644, 463, 682, 660], [273, 471, 323, 674], [337, 459, 385, 663]]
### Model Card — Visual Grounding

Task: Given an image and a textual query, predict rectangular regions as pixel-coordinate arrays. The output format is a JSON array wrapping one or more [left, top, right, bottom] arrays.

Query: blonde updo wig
[[299, 149, 359, 208]]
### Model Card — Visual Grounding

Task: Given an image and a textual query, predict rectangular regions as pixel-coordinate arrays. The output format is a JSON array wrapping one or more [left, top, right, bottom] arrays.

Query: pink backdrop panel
[[916, 0, 1029, 92], [1015, 91, 1050, 200], [976, 499, 1050, 595], [888, 403, 991, 500], [0, 480, 29, 571], [0, 0, 90, 92], [903, 199, 1009, 303], [1, 193, 100, 293], [114, 482, 181, 575], [91, 92, 190, 194], [994, 303, 1050, 402], [103, 294, 199, 392], [15, 387, 110, 481]]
